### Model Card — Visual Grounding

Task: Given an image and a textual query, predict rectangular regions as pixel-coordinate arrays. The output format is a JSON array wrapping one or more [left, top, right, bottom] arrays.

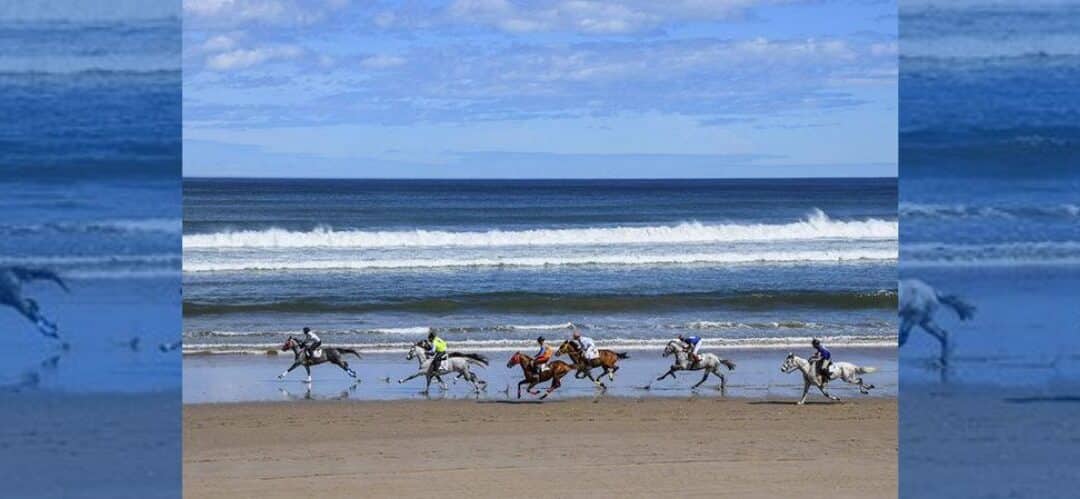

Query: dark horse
[[278, 336, 361, 383], [555, 340, 628, 387], [506, 352, 574, 400]]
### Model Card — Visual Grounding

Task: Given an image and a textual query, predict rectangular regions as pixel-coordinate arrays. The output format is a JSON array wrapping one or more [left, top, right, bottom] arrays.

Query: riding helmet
[[537, 336, 545, 343]]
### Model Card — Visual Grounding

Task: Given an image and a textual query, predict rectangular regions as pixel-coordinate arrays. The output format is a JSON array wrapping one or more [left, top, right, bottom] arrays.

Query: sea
[[900, 1, 1080, 496], [183, 178, 898, 357], [0, 8, 181, 498]]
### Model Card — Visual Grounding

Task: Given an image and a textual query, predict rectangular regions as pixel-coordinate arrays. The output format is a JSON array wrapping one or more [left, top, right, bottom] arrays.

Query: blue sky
[[183, 0, 897, 178]]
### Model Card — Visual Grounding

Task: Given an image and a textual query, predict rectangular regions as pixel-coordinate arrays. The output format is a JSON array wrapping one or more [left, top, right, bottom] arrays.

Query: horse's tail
[[339, 348, 362, 359], [718, 358, 736, 371], [937, 293, 975, 321], [616, 352, 630, 359], [456, 353, 489, 367], [856, 366, 878, 374]]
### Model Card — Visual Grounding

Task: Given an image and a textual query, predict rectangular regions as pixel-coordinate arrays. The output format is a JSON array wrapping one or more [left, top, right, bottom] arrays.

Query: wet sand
[[183, 346, 897, 403], [185, 397, 896, 498], [0, 391, 181, 499], [901, 384, 1080, 497]]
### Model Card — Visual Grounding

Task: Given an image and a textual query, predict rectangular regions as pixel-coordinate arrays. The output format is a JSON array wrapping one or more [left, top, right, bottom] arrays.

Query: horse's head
[[281, 336, 297, 351], [662, 340, 679, 357], [555, 340, 572, 356], [780, 352, 799, 373], [507, 352, 522, 368], [406, 341, 425, 360]]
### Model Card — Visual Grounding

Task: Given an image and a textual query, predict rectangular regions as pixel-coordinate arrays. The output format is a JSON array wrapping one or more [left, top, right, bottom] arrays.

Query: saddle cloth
[[309, 348, 324, 359], [584, 347, 600, 361]]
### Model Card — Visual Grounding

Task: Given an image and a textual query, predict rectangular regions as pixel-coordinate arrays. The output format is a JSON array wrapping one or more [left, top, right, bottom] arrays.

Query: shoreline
[[184, 346, 897, 404], [185, 397, 897, 498]]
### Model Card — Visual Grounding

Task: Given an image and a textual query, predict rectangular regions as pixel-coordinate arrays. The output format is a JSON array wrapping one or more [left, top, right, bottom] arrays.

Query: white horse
[[398, 343, 488, 394], [649, 340, 735, 391], [899, 278, 975, 366], [780, 353, 877, 405]]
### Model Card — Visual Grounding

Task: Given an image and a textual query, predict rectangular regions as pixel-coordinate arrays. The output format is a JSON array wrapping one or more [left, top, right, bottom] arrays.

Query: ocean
[[0, 10, 181, 498], [900, 1, 1080, 496], [183, 178, 897, 358]]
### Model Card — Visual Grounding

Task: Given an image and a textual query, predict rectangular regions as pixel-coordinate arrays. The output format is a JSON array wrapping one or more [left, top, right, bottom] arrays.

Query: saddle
[[307, 348, 324, 360]]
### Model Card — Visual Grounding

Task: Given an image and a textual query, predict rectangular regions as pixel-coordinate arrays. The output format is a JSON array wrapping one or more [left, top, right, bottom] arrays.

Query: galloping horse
[[277, 336, 361, 383], [651, 339, 735, 390], [506, 352, 574, 399], [398, 342, 489, 394], [780, 353, 877, 405], [555, 340, 628, 387], [899, 278, 975, 366]]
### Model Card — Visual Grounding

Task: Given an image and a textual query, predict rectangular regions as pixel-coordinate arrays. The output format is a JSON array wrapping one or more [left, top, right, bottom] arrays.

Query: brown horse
[[278, 336, 361, 383], [555, 340, 628, 387], [506, 352, 574, 399]]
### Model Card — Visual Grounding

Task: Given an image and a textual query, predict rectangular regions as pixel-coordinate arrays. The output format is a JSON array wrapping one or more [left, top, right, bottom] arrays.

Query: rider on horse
[[301, 327, 322, 360], [532, 336, 554, 375], [810, 338, 832, 380], [426, 331, 448, 375], [678, 334, 702, 366], [571, 327, 599, 362]]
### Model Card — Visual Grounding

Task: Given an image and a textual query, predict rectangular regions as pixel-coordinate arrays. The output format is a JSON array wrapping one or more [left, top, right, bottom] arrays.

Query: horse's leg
[[921, 319, 951, 366], [798, 380, 810, 405], [899, 316, 914, 346], [540, 374, 562, 400], [304, 365, 312, 383], [337, 360, 356, 378], [518, 380, 531, 399], [711, 368, 727, 392], [398, 371, 425, 384], [818, 383, 840, 401], [583, 368, 602, 387], [279, 361, 300, 379], [691, 369, 708, 388], [656, 368, 675, 381]]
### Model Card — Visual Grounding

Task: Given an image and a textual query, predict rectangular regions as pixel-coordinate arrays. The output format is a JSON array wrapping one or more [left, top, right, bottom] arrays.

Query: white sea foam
[[183, 248, 897, 272], [903, 241, 1080, 266], [183, 210, 896, 250]]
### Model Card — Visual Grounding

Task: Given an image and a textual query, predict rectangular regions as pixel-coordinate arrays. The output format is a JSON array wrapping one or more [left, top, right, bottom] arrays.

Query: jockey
[[301, 327, 321, 359], [678, 334, 702, 366], [427, 331, 448, 374], [572, 328, 599, 362], [810, 338, 832, 380], [532, 336, 554, 374]]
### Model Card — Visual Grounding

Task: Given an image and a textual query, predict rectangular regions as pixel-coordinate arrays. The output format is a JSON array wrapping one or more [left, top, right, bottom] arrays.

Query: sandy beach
[[0, 391, 181, 499], [185, 397, 896, 498]]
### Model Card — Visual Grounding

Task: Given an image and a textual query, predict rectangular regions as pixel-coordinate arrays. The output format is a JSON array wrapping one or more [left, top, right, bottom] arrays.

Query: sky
[[183, 0, 897, 179]]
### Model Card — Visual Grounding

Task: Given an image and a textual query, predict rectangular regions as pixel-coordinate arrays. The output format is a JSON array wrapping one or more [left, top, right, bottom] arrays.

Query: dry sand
[[185, 397, 896, 498]]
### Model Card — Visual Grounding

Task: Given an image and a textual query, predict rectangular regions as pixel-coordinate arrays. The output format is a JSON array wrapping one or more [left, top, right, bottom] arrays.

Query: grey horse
[[899, 278, 976, 366], [649, 339, 735, 391], [0, 266, 69, 338]]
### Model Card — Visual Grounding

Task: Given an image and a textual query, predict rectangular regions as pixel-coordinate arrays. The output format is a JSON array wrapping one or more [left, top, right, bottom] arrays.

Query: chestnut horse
[[506, 352, 574, 399], [555, 340, 628, 387]]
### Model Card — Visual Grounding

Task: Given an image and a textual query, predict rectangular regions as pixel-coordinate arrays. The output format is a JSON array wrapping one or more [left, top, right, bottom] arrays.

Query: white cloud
[[360, 54, 407, 69], [184, 0, 348, 26], [444, 0, 789, 34], [206, 45, 303, 71], [202, 34, 237, 52]]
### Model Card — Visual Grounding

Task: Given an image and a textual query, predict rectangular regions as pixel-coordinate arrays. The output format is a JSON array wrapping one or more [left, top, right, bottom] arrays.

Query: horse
[[277, 336, 361, 383], [506, 352, 574, 399], [780, 353, 877, 405], [398, 342, 489, 394], [555, 340, 628, 387], [651, 339, 735, 391], [899, 278, 976, 366], [0, 266, 69, 339]]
